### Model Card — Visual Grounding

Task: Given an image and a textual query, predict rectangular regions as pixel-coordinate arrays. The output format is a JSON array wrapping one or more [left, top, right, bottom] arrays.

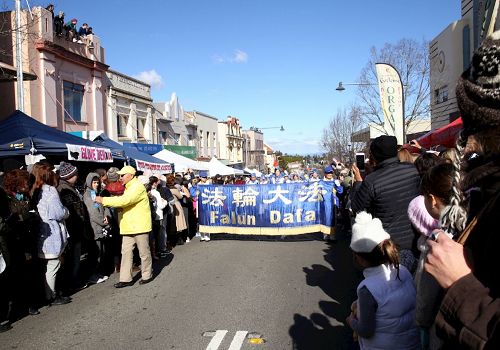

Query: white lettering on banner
[[201, 188, 227, 207], [298, 182, 326, 202], [232, 187, 260, 207], [66, 144, 113, 163], [263, 185, 292, 205], [135, 160, 172, 173]]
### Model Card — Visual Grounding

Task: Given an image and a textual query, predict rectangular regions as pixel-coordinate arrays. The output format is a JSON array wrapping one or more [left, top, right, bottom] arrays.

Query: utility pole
[[15, 0, 24, 111]]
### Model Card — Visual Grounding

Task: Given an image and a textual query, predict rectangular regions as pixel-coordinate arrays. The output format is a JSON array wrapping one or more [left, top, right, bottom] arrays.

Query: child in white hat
[[347, 212, 419, 350]]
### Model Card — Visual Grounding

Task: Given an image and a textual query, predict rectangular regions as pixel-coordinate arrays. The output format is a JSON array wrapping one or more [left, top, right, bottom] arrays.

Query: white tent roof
[[244, 167, 262, 177], [153, 149, 208, 172], [207, 157, 237, 176]]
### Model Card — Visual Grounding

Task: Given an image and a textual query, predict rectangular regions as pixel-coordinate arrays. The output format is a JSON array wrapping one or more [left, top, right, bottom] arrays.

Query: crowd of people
[[345, 32, 500, 349], [46, 4, 94, 44], [1, 30, 499, 349]]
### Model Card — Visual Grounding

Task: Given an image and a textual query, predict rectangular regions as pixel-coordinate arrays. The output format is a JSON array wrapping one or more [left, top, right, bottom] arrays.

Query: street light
[[335, 81, 377, 91], [250, 126, 285, 132]]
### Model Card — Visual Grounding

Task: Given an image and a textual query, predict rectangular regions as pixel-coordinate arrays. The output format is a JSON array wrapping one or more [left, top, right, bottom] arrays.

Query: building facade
[[264, 143, 276, 174], [153, 93, 198, 159], [106, 70, 154, 143], [242, 128, 265, 170], [186, 110, 218, 161], [217, 116, 244, 166], [430, 0, 499, 129], [0, 7, 108, 134]]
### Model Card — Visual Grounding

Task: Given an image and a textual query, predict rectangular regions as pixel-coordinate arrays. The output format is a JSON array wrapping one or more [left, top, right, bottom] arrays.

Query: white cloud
[[231, 49, 248, 63], [212, 49, 249, 64], [133, 70, 164, 89]]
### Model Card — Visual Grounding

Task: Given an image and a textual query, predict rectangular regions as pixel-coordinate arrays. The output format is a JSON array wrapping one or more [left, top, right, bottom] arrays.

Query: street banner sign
[[66, 143, 113, 163], [198, 181, 336, 235], [135, 159, 173, 173], [375, 63, 405, 145]]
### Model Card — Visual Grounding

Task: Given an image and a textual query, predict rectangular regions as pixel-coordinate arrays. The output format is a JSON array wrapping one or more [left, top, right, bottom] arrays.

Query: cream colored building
[[106, 70, 154, 143], [430, 0, 499, 129], [217, 116, 244, 166], [186, 110, 218, 161], [242, 128, 265, 171]]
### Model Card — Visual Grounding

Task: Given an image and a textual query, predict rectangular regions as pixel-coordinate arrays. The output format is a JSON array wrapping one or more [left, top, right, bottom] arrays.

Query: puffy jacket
[[101, 177, 151, 235], [57, 179, 93, 241], [351, 157, 420, 251]]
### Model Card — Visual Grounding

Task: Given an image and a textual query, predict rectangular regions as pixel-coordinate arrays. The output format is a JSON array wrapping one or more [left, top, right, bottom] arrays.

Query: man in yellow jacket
[[95, 165, 153, 288]]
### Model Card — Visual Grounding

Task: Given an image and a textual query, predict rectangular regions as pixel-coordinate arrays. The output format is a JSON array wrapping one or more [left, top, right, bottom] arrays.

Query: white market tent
[[153, 149, 208, 173], [244, 167, 262, 177], [207, 157, 245, 176]]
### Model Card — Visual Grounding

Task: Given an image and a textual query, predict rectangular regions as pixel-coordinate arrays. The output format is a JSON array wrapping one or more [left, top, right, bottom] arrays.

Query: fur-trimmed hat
[[351, 212, 390, 253], [58, 161, 77, 179], [456, 30, 500, 137]]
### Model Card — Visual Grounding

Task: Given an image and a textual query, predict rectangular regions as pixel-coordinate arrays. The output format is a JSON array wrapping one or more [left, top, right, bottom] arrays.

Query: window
[[136, 118, 145, 138], [435, 86, 448, 104], [174, 133, 180, 145], [159, 131, 167, 144], [63, 81, 84, 121], [117, 114, 128, 137]]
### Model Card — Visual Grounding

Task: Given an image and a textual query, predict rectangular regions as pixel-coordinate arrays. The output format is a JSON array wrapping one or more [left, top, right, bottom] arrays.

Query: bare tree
[[355, 38, 430, 131], [320, 105, 365, 163]]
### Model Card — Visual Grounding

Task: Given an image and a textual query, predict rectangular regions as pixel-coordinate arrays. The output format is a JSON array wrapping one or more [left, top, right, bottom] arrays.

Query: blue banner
[[198, 181, 336, 236]]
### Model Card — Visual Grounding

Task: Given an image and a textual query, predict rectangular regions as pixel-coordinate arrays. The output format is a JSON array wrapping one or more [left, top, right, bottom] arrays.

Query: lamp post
[[335, 64, 406, 145]]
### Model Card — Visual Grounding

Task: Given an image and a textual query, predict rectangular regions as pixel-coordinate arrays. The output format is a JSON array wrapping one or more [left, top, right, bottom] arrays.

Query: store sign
[[123, 143, 164, 155], [135, 160, 172, 173], [164, 145, 197, 159], [66, 144, 113, 163]]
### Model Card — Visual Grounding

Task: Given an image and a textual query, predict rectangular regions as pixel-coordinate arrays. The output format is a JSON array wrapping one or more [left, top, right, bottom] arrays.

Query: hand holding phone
[[355, 153, 365, 171]]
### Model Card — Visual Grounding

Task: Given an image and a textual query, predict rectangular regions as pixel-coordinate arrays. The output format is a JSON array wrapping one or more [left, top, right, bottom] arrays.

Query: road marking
[[228, 331, 248, 350], [206, 330, 228, 350]]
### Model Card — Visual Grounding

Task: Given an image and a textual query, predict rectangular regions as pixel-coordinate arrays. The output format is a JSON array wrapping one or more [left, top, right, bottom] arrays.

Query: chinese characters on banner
[[198, 182, 336, 236]]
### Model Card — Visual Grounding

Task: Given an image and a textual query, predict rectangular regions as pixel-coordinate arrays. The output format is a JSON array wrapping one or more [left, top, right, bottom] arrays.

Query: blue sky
[[42, 0, 459, 154]]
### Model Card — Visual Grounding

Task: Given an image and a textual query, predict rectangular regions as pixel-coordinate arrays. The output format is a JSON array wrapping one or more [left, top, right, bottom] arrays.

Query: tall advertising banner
[[198, 181, 336, 236], [375, 63, 405, 145]]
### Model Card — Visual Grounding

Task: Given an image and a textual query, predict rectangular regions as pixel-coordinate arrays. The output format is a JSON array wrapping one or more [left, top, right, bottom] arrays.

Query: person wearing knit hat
[[347, 211, 419, 349], [57, 161, 78, 180], [424, 31, 500, 348], [106, 167, 120, 183]]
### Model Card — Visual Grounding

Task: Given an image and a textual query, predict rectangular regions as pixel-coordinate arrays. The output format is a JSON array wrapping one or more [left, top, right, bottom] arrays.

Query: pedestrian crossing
[[205, 330, 253, 350]]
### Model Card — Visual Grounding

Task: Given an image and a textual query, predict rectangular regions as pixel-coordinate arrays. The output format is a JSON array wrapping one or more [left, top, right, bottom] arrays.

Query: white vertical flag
[[375, 63, 405, 145]]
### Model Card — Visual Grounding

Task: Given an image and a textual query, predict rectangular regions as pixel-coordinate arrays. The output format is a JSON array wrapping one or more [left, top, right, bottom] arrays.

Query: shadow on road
[[289, 233, 362, 350]]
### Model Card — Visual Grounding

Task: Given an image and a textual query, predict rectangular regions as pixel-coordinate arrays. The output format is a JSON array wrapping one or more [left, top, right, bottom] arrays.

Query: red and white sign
[[66, 144, 113, 163], [136, 160, 172, 173]]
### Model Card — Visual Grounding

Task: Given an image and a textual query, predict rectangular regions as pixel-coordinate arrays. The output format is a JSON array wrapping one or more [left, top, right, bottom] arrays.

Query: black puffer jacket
[[57, 179, 93, 242], [351, 157, 421, 251]]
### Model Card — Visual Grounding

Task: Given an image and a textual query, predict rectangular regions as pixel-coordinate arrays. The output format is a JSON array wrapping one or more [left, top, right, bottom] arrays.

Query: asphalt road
[[0, 234, 361, 350]]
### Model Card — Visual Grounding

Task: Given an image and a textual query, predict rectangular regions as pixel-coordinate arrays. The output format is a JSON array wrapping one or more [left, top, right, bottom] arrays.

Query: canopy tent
[[406, 117, 463, 152], [244, 167, 262, 177], [153, 149, 208, 173], [207, 157, 246, 176], [0, 110, 115, 163], [93, 133, 172, 173]]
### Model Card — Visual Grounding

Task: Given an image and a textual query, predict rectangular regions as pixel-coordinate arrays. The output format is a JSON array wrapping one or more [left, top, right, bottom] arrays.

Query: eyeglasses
[[120, 174, 127, 178]]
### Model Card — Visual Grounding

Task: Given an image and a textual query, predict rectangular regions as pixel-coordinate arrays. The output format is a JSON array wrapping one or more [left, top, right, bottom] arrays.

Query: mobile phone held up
[[356, 153, 366, 171]]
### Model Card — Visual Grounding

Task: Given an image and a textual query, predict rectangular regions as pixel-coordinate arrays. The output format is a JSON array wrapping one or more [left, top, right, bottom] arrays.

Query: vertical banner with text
[[375, 63, 405, 145]]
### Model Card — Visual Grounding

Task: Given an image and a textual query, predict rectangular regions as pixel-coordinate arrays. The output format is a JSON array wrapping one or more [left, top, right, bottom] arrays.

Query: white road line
[[206, 330, 228, 350], [228, 331, 248, 350]]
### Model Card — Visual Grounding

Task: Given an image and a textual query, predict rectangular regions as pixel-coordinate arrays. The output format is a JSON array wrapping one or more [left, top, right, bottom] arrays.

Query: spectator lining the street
[[351, 135, 421, 273], [347, 212, 419, 349]]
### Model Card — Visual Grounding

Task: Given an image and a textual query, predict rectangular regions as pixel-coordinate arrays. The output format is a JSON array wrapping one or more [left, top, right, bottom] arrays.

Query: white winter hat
[[350, 212, 390, 253]]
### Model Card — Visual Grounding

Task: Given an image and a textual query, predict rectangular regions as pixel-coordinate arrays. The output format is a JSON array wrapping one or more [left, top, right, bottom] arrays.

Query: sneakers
[[0, 322, 12, 333], [186, 237, 190, 243], [88, 274, 108, 284], [201, 234, 210, 242]]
